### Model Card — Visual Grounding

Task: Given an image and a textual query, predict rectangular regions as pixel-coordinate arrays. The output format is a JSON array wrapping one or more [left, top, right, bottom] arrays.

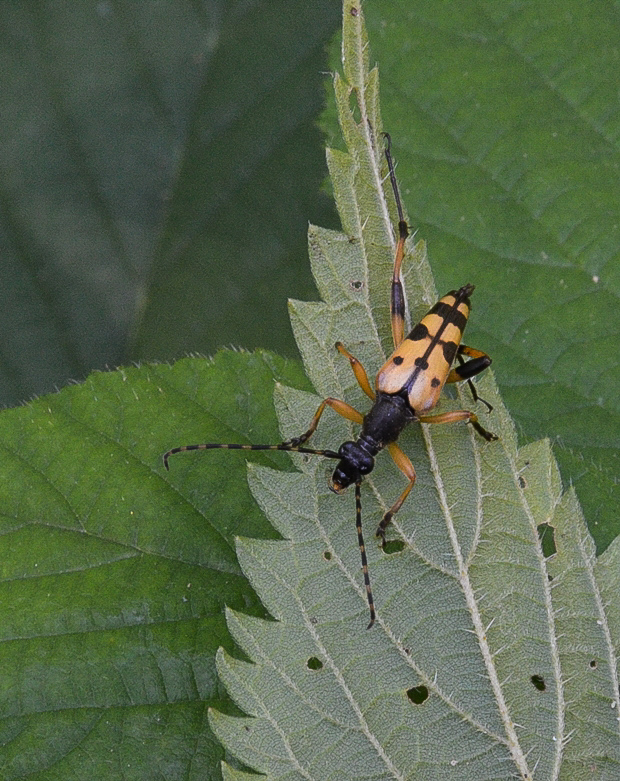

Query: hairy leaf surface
[[210, 4, 620, 779]]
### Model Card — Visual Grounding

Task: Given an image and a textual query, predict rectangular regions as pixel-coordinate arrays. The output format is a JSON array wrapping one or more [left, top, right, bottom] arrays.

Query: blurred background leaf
[[0, 2, 617, 566], [0, 0, 340, 403]]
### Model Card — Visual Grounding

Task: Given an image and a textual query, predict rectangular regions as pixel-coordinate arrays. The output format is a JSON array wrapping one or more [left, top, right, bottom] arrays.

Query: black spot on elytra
[[431, 377, 441, 388], [393, 355, 404, 365], [414, 357, 428, 369], [430, 301, 449, 316], [430, 302, 467, 331]]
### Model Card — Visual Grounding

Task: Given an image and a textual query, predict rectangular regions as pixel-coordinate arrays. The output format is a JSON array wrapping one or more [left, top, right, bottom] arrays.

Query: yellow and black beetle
[[164, 136, 497, 628]]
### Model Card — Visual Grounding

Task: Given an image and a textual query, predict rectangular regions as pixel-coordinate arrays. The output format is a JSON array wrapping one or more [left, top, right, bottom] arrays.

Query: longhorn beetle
[[163, 135, 497, 628]]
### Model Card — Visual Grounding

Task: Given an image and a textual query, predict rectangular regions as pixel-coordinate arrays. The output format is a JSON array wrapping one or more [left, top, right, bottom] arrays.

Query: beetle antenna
[[355, 479, 375, 629], [383, 132, 406, 229], [163, 442, 340, 471]]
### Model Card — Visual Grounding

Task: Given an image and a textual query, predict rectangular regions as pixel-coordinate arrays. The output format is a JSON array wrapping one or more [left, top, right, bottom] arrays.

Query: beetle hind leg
[[446, 345, 493, 412], [417, 409, 498, 442]]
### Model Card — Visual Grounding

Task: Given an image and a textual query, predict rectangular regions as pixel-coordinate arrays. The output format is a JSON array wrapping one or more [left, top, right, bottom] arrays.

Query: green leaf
[[326, 0, 620, 550], [0, 0, 339, 405], [209, 3, 620, 778], [2, 2, 618, 778], [0, 350, 308, 780]]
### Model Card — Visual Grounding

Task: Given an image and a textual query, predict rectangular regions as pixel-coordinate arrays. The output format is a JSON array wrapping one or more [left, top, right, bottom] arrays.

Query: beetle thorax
[[360, 392, 413, 448]]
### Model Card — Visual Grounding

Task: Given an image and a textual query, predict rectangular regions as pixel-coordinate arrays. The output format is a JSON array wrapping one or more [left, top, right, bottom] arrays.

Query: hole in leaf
[[382, 539, 405, 554], [348, 90, 361, 123], [349, 279, 364, 291], [407, 685, 429, 704], [530, 674, 546, 691], [589, 659, 597, 669], [537, 523, 557, 557], [323, 550, 332, 561], [307, 657, 323, 671], [519, 476, 526, 488]]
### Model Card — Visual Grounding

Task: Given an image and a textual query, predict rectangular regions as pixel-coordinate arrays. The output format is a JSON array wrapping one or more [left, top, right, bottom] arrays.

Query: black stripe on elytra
[[406, 322, 429, 341], [443, 341, 458, 365], [400, 289, 472, 407], [428, 301, 467, 333]]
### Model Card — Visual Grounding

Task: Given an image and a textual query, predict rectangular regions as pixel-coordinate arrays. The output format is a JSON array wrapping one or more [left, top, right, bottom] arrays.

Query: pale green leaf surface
[[210, 3, 620, 779], [548, 490, 620, 779], [222, 767, 261, 781]]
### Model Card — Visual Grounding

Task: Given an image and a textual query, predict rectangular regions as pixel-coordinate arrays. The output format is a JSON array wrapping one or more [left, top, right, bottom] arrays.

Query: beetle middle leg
[[285, 397, 364, 447]]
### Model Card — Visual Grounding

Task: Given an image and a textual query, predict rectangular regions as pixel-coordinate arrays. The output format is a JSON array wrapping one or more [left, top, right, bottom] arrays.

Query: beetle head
[[329, 441, 374, 493]]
